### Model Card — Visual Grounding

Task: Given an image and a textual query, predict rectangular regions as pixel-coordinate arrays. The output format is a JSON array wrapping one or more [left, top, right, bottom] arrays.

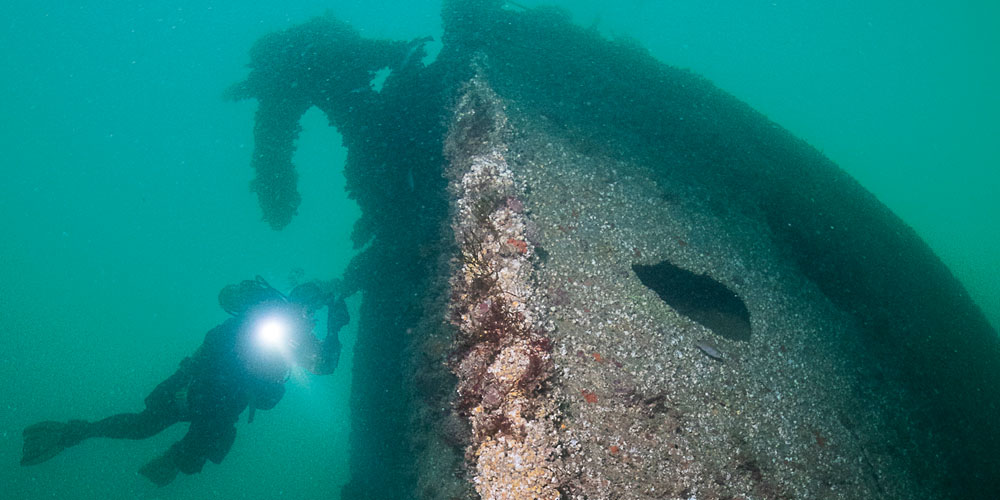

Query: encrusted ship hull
[[230, 2, 1000, 498]]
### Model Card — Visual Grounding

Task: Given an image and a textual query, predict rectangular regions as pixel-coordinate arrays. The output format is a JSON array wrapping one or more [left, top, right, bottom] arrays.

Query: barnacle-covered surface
[[436, 2, 999, 498], [503, 110, 929, 498], [233, 1, 1000, 499], [445, 77, 561, 500], [440, 75, 937, 499]]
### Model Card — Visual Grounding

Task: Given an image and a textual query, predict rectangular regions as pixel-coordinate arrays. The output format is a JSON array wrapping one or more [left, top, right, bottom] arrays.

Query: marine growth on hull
[[229, 1, 1000, 499]]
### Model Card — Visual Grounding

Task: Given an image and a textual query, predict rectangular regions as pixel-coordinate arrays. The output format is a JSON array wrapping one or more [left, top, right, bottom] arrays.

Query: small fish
[[696, 340, 724, 361]]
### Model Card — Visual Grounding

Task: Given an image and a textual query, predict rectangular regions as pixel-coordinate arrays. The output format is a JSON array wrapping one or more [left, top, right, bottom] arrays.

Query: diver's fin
[[21, 421, 70, 466], [139, 453, 179, 486], [20, 420, 90, 466]]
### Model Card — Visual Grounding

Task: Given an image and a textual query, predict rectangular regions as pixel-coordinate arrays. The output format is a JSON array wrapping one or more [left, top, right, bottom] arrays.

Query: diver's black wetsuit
[[20, 278, 347, 486], [89, 316, 285, 475]]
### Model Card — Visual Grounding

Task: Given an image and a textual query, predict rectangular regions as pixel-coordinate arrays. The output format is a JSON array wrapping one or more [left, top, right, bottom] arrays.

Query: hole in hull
[[633, 261, 751, 341]]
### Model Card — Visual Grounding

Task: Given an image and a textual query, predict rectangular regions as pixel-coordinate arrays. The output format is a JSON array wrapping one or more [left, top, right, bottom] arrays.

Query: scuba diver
[[20, 276, 349, 486]]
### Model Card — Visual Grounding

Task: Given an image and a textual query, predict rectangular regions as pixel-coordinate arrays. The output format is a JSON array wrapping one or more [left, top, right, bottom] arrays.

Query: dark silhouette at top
[[225, 15, 430, 230]]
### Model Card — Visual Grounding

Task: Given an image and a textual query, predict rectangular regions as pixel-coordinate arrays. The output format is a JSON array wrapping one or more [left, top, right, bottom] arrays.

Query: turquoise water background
[[1, 1, 996, 498]]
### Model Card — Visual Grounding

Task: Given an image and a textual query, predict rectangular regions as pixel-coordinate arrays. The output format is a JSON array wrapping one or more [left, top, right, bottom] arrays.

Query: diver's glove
[[328, 295, 349, 332], [314, 295, 347, 373]]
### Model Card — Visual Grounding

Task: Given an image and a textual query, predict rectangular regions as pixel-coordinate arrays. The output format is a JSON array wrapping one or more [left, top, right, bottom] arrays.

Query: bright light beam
[[255, 316, 291, 354]]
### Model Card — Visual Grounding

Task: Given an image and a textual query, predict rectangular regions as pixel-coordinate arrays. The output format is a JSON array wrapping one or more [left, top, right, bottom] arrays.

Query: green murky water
[[2, 1, 996, 498]]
